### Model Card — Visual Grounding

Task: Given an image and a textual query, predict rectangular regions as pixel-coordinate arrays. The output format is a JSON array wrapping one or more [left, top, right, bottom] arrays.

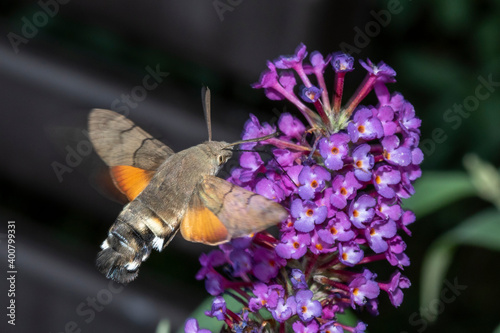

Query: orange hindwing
[[110, 165, 155, 201]]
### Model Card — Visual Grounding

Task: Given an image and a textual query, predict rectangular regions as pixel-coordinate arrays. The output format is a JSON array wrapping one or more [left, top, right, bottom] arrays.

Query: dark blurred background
[[1, 1, 499, 332]]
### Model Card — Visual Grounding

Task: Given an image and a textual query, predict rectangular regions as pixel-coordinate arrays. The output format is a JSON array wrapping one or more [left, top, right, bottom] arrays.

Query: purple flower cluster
[[186, 44, 422, 333]]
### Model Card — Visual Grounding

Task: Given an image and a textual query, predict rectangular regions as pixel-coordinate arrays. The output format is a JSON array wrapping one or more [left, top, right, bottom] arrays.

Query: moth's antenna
[[231, 146, 298, 188], [308, 136, 321, 160], [271, 154, 298, 188], [224, 131, 281, 148], [201, 86, 212, 141]]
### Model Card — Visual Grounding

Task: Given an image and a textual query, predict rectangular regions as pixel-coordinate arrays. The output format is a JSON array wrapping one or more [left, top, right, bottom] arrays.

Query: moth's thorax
[[139, 141, 233, 208]]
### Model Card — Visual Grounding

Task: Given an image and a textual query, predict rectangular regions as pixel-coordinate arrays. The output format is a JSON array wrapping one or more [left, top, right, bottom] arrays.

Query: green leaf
[[336, 308, 360, 327], [402, 171, 476, 217], [433, 0, 471, 33], [396, 51, 466, 93], [445, 209, 500, 251], [463, 154, 500, 209], [420, 209, 500, 322], [156, 319, 171, 333], [476, 15, 500, 63], [383, 0, 423, 35], [176, 295, 244, 333], [419, 238, 456, 322]]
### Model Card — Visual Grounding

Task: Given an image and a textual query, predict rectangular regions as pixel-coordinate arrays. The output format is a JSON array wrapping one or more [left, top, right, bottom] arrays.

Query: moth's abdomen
[[96, 200, 178, 283], [97, 222, 150, 283]]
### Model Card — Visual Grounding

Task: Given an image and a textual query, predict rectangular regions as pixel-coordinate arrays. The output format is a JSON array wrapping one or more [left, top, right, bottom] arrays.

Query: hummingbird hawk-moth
[[89, 90, 287, 283]]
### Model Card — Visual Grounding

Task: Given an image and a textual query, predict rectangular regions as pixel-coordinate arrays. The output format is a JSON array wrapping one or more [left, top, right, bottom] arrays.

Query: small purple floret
[[319, 133, 350, 171], [349, 194, 376, 229], [352, 144, 374, 182], [347, 107, 384, 143], [291, 269, 308, 290], [272, 296, 297, 322], [298, 165, 331, 200], [295, 289, 322, 322], [332, 52, 354, 73], [205, 296, 226, 321], [291, 199, 328, 232], [349, 269, 380, 307], [339, 241, 364, 266], [184, 318, 211, 333], [301, 86, 323, 103]]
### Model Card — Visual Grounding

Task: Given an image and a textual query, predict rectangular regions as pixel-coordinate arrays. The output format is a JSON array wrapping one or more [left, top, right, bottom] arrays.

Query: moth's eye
[[217, 155, 226, 165]]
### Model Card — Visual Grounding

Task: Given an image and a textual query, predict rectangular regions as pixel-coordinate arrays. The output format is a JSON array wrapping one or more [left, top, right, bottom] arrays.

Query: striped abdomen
[[96, 199, 179, 283]]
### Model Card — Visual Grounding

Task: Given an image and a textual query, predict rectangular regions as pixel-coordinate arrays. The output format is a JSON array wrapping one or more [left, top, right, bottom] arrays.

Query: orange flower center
[[331, 147, 339, 155], [358, 125, 365, 133], [293, 242, 300, 249], [315, 243, 323, 250], [375, 175, 382, 184], [306, 209, 314, 217], [356, 160, 363, 168], [370, 228, 376, 236], [307, 91, 317, 100], [330, 227, 337, 235], [340, 187, 347, 196], [311, 180, 318, 188], [353, 210, 359, 218]]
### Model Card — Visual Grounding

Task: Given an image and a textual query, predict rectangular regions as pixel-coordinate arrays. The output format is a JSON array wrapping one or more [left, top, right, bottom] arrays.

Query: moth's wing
[[192, 175, 288, 241], [180, 192, 230, 245], [88, 109, 174, 169], [109, 166, 156, 201], [89, 109, 174, 201]]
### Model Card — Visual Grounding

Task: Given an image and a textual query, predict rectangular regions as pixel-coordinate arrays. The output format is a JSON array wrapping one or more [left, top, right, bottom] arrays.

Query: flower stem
[[333, 72, 346, 114], [294, 64, 313, 87], [320, 278, 349, 292], [313, 100, 331, 128], [280, 267, 294, 296], [228, 284, 253, 297], [358, 253, 386, 264], [344, 74, 377, 117], [226, 290, 250, 307], [317, 254, 340, 270], [271, 82, 321, 128], [304, 253, 319, 281], [315, 70, 331, 112], [226, 309, 241, 323], [267, 138, 311, 152]]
